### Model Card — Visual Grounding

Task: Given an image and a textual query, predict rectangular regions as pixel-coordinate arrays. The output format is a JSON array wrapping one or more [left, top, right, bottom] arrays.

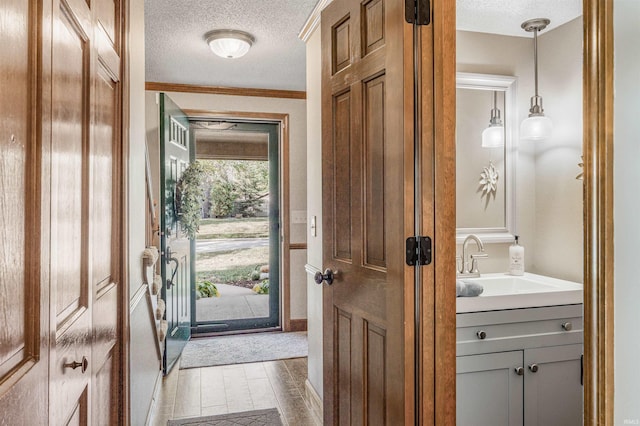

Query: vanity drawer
[[456, 304, 583, 356]]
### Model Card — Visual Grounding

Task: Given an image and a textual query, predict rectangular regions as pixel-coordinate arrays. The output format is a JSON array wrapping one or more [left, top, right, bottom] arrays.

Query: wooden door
[[160, 93, 192, 374], [0, 0, 123, 423], [456, 352, 524, 426], [0, 0, 49, 423], [524, 344, 583, 426], [47, 0, 122, 422], [321, 0, 416, 423]]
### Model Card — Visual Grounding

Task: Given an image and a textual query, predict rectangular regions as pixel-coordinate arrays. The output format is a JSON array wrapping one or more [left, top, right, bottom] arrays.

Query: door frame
[[182, 109, 298, 333], [431, 0, 614, 424]]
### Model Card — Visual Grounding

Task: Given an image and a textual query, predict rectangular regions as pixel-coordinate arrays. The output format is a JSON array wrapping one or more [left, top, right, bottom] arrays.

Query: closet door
[[48, 0, 122, 422], [0, 0, 49, 424]]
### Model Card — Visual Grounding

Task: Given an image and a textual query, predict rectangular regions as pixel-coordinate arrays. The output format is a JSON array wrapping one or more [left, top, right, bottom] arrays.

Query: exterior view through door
[[191, 121, 281, 334]]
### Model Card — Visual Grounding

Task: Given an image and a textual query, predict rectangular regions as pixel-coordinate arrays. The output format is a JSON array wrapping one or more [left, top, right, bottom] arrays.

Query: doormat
[[179, 332, 307, 369], [167, 408, 283, 426]]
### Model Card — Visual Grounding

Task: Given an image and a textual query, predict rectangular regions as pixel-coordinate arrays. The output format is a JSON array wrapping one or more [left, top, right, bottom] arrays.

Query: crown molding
[[298, 0, 333, 42]]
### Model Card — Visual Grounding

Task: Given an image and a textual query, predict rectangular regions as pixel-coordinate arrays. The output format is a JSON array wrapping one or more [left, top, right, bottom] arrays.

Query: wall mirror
[[456, 73, 517, 243]]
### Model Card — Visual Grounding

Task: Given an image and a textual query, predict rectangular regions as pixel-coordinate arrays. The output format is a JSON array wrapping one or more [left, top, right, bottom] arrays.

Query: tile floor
[[149, 357, 320, 426]]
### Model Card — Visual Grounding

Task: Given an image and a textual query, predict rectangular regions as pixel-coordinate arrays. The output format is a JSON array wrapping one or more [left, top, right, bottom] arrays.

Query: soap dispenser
[[509, 235, 525, 276]]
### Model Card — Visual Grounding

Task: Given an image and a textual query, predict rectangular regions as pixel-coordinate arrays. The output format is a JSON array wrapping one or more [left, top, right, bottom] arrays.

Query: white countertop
[[456, 272, 583, 313]]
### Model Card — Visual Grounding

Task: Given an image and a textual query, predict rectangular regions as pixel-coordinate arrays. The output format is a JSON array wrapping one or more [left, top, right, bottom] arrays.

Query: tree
[[199, 159, 269, 218]]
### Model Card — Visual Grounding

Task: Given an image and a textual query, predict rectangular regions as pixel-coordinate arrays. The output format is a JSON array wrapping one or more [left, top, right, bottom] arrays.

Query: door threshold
[[191, 326, 282, 338]]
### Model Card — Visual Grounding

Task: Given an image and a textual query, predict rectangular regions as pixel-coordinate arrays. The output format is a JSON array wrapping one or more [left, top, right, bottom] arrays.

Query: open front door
[[321, 0, 416, 423], [160, 93, 192, 373]]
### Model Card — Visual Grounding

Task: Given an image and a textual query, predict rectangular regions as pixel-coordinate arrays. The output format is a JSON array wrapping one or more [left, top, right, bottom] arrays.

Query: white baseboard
[[304, 379, 323, 424], [145, 370, 163, 426]]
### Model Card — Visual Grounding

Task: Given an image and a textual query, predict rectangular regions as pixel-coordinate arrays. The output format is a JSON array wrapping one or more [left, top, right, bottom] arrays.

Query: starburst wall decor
[[479, 161, 499, 201]]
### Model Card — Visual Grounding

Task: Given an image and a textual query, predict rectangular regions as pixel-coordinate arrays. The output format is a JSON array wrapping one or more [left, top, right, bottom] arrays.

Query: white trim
[[456, 72, 518, 244], [298, 0, 333, 42]]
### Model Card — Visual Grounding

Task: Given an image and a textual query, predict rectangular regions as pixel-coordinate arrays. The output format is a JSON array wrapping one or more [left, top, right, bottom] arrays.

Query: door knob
[[64, 356, 88, 374], [314, 269, 338, 285], [529, 363, 539, 373], [515, 367, 524, 376]]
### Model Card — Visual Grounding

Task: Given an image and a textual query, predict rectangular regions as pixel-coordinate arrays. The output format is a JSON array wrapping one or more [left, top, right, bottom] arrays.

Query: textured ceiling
[[457, 0, 582, 37], [145, 0, 318, 91], [145, 0, 582, 91]]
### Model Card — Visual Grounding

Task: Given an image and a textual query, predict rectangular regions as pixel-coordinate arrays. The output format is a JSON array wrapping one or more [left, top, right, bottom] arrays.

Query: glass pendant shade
[[520, 115, 553, 141], [482, 125, 504, 148], [482, 91, 504, 148], [205, 30, 254, 59]]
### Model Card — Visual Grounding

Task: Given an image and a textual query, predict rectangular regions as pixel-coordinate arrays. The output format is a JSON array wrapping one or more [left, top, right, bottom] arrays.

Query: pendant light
[[482, 91, 504, 148], [205, 30, 255, 59], [520, 18, 553, 141]]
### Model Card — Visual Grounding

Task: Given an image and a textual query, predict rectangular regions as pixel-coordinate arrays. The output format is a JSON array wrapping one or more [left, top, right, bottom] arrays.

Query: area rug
[[167, 408, 283, 426], [179, 332, 307, 369]]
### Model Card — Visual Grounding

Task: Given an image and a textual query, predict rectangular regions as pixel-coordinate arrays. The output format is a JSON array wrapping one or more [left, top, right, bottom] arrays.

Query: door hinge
[[406, 236, 432, 266], [405, 0, 430, 25]]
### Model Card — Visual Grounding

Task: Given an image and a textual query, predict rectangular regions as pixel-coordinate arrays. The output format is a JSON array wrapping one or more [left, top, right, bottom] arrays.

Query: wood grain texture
[[0, 0, 49, 423], [431, 0, 457, 424], [145, 82, 307, 100], [322, 0, 413, 423], [582, 0, 614, 424]]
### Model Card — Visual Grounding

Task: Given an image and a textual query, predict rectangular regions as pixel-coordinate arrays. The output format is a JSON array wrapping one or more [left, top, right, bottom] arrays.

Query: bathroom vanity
[[456, 273, 583, 426]]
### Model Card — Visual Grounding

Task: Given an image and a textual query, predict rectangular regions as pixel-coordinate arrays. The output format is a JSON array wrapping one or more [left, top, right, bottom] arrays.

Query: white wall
[[128, 1, 163, 425], [457, 30, 536, 273], [304, 27, 324, 398], [144, 91, 309, 320], [614, 0, 640, 422], [535, 18, 583, 283], [457, 23, 583, 283]]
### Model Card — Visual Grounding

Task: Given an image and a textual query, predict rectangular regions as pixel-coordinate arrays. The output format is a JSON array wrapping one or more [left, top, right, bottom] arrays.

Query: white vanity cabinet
[[456, 304, 583, 426]]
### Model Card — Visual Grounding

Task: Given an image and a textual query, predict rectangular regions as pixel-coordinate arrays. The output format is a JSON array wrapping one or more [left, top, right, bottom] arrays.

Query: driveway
[[196, 237, 269, 254]]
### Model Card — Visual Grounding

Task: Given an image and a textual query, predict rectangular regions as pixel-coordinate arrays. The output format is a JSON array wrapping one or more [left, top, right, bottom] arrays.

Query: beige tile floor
[[149, 357, 320, 426]]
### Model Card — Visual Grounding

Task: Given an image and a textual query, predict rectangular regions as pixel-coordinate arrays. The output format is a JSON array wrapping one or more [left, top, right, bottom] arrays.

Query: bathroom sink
[[456, 272, 583, 313]]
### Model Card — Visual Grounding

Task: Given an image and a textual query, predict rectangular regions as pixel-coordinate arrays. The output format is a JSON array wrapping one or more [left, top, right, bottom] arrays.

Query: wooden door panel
[[64, 389, 89, 426], [322, 0, 411, 423], [93, 352, 115, 426], [0, 0, 49, 423], [49, 8, 93, 421], [91, 66, 116, 288], [332, 91, 353, 261], [363, 74, 386, 270]]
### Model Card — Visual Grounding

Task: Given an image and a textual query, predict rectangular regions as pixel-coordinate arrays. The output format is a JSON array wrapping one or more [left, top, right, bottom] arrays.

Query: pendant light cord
[[533, 28, 539, 97]]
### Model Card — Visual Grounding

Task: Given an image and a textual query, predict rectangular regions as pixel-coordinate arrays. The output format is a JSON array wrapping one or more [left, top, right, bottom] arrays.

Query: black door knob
[[314, 269, 337, 285]]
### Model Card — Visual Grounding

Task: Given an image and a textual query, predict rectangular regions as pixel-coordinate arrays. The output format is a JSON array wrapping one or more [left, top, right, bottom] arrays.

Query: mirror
[[456, 73, 517, 243]]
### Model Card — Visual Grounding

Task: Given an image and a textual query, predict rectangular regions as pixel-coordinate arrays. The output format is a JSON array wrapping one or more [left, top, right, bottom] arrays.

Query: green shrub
[[197, 280, 220, 298]]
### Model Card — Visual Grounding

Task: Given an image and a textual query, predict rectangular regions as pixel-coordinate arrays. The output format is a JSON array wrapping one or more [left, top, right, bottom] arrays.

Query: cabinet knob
[[64, 356, 88, 374], [515, 367, 524, 376], [562, 322, 572, 331], [528, 363, 539, 373], [476, 330, 487, 340]]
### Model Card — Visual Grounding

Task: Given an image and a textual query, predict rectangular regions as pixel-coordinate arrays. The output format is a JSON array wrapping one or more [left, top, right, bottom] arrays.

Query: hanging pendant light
[[520, 18, 553, 141], [482, 91, 505, 148]]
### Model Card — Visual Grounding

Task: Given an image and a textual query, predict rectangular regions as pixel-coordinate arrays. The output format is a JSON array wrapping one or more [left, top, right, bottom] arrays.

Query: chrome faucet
[[457, 234, 488, 278]]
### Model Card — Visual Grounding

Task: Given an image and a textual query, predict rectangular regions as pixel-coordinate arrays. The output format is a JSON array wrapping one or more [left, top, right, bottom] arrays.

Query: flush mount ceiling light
[[520, 18, 553, 141], [482, 91, 505, 148], [205, 30, 255, 59]]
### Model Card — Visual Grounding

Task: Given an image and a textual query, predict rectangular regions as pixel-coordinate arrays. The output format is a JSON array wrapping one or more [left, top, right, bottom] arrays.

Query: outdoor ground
[[196, 217, 269, 287]]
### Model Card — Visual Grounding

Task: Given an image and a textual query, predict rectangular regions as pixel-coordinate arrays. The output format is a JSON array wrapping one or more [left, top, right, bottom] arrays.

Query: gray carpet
[[179, 332, 307, 369], [167, 408, 283, 426]]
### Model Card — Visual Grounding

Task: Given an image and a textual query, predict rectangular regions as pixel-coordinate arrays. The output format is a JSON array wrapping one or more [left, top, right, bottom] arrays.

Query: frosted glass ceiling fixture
[[482, 91, 505, 148], [520, 18, 553, 141], [205, 30, 255, 59]]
